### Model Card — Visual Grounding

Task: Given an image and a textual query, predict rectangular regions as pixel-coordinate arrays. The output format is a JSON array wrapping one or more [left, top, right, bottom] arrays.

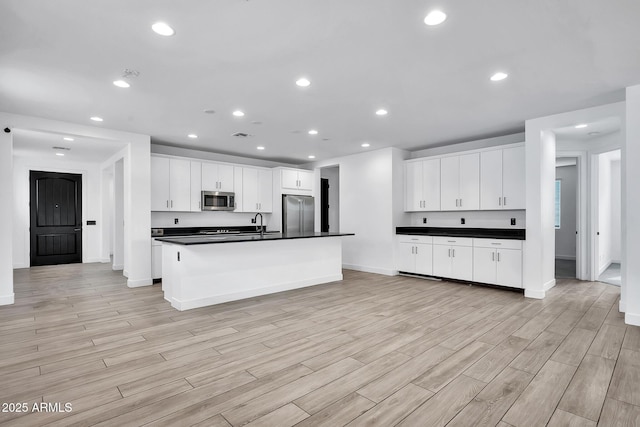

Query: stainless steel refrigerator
[[282, 195, 315, 234]]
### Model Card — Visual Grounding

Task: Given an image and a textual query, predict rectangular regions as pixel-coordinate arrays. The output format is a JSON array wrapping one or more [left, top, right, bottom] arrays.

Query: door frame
[[556, 150, 587, 280]]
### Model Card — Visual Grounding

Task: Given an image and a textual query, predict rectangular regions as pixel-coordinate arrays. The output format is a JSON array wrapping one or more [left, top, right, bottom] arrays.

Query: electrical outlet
[[423, 218, 427, 224], [174, 218, 179, 225], [511, 218, 516, 226], [460, 218, 465, 225]]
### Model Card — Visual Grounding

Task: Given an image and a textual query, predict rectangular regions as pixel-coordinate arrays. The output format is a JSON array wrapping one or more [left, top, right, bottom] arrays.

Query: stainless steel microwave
[[201, 191, 235, 211]]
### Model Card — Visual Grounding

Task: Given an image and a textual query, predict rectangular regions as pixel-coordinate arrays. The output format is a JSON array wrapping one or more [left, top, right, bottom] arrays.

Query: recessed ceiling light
[[90, 116, 103, 122], [308, 155, 316, 159], [233, 110, 245, 117], [55, 152, 65, 156], [152, 22, 175, 36], [257, 146, 265, 150], [113, 80, 130, 88], [375, 109, 388, 116], [187, 134, 198, 139], [296, 78, 311, 87], [424, 10, 447, 26], [203, 109, 216, 114], [361, 143, 370, 148], [63, 137, 74, 141], [575, 124, 588, 129], [308, 130, 318, 135], [490, 72, 508, 82]]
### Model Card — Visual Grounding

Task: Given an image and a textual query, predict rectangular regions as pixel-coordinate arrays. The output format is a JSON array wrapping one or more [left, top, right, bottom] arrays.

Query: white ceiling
[[1, 0, 639, 164], [553, 116, 622, 141], [12, 129, 127, 163]]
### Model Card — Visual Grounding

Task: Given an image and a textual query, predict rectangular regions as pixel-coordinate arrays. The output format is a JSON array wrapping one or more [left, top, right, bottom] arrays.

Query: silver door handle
[[415, 246, 418, 254], [166, 200, 169, 208], [492, 252, 495, 261], [459, 199, 462, 207], [171, 200, 173, 208], [448, 249, 451, 257], [74, 228, 81, 232], [503, 197, 507, 206], [452, 249, 455, 257], [411, 246, 414, 254], [497, 252, 500, 262], [498, 197, 502, 206]]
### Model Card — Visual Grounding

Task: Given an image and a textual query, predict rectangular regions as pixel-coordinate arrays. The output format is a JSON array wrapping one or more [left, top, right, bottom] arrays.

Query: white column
[[0, 128, 14, 305], [523, 129, 557, 298], [624, 85, 640, 325], [124, 139, 152, 287]]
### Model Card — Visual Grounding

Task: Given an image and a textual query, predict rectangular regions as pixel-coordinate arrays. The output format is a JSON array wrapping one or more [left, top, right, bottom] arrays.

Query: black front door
[[30, 171, 82, 266], [321, 178, 329, 232]]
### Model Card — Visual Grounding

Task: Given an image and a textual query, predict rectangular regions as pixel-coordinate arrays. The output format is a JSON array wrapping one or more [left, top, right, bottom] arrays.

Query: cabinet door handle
[[503, 197, 507, 206], [459, 198, 462, 207], [448, 248, 451, 257], [166, 200, 169, 208], [171, 200, 173, 208], [497, 252, 500, 262], [498, 197, 502, 206], [415, 246, 418, 254], [452, 249, 455, 257], [492, 252, 495, 261]]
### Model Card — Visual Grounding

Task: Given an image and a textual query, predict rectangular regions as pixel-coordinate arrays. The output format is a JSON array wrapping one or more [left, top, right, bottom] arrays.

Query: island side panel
[[162, 237, 344, 310]]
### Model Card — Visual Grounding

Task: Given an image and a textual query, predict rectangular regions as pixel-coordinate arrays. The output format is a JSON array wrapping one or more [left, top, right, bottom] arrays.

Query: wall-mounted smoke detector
[[231, 132, 252, 138], [122, 69, 140, 78]]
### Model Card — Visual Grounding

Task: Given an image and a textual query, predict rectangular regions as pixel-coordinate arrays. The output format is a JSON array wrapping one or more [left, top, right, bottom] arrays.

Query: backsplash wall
[[152, 211, 273, 229], [409, 210, 526, 229]]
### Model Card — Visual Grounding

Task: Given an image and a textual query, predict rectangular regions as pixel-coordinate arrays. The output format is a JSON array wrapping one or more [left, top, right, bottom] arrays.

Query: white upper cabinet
[[405, 159, 440, 211], [241, 167, 273, 213], [281, 169, 313, 192], [202, 162, 234, 192], [151, 156, 191, 211], [440, 153, 479, 210], [480, 145, 525, 210], [190, 161, 202, 212]]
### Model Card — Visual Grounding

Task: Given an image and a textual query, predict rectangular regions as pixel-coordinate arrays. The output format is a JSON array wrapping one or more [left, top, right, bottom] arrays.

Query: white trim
[[84, 258, 106, 264], [599, 260, 613, 276], [127, 277, 153, 288], [0, 293, 15, 305], [170, 274, 343, 311], [112, 264, 124, 271], [524, 278, 556, 299], [100, 258, 112, 263], [342, 264, 397, 276], [625, 312, 640, 327], [13, 263, 29, 269]]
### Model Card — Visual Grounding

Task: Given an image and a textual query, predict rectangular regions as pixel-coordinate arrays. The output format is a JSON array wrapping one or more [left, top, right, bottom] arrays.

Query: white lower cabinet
[[472, 239, 522, 288], [432, 237, 473, 281], [397, 236, 433, 275]]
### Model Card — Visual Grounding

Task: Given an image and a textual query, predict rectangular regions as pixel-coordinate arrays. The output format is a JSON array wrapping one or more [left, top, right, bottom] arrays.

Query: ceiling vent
[[52, 146, 71, 150], [231, 132, 251, 138]]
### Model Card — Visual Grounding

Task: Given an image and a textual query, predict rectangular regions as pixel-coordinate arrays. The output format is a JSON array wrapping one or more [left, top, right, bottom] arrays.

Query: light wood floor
[[2, 263, 639, 426]]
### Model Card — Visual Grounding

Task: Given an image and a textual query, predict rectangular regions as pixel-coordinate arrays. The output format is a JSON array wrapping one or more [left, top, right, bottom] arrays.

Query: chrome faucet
[[253, 213, 264, 237]]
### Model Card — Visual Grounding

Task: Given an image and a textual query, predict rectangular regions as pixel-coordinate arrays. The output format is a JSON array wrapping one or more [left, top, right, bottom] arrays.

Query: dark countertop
[[151, 226, 265, 237], [396, 227, 526, 240], [155, 231, 355, 245]]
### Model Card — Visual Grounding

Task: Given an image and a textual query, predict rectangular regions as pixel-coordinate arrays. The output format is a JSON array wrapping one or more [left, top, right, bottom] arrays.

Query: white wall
[[305, 147, 410, 275], [112, 159, 124, 270], [151, 211, 272, 229], [12, 156, 105, 268], [611, 159, 621, 262], [555, 164, 577, 260], [0, 130, 14, 305], [409, 210, 526, 229], [321, 167, 340, 232], [624, 85, 640, 325], [598, 155, 613, 271]]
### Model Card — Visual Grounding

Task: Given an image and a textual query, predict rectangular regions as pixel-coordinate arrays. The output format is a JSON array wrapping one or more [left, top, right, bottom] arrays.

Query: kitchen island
[[156, 232, 354, 310]]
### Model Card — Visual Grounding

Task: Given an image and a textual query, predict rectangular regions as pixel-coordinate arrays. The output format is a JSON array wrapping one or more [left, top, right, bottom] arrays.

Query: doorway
[[595, 150, 622, 286], [320, 166, 340, 233], [29, 170, 82, 266], [555, 158, 578, 279]]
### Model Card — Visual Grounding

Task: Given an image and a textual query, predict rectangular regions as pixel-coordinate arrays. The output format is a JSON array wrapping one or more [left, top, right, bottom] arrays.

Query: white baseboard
[[127, 278, 153, 288], [84, 258, 105, 264], [599, 261, 612, 276], [625, 312, 640, 327], [524, 279, 556, 300], [100, 258, 112, 263], [0, 293, 15, 305], [13, 263, 29, 269], [122, 269, 129, 277], [112, 264, 124, 271], [171, 273, 343, 311], [342, 264, 396, 276], [555, 255, 576, 261]]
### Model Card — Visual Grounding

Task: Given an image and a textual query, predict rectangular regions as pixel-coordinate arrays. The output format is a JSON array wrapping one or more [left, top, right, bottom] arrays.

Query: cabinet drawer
[[432, 236, 473, 247], [473, 238, 522, 250], [398, 235, 433, 244]]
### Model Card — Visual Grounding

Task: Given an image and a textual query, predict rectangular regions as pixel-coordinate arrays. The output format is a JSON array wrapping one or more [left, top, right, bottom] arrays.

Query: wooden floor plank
[[0, 263, 635, 427]]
